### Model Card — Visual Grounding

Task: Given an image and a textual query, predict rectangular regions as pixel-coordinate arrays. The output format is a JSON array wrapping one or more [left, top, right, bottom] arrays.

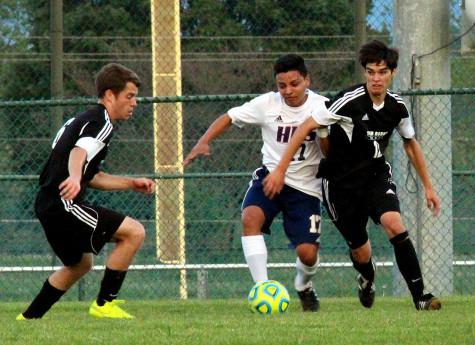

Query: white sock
[[294, 256, 319, 291], [241, 235, 268, 283]]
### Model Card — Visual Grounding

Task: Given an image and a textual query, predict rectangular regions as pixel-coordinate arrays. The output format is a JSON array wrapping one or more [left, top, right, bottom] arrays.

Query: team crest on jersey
[[367, 130, 387, 140]]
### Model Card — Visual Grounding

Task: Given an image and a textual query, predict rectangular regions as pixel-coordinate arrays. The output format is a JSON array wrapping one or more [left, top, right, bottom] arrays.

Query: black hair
[[273, 54, 308, 77], [95, 63, 141, 98], [359, 40, 399, 70]]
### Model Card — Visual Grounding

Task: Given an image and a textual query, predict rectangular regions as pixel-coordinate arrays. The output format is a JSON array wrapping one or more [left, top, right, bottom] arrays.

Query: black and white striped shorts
[[35, 191, 126, 266]]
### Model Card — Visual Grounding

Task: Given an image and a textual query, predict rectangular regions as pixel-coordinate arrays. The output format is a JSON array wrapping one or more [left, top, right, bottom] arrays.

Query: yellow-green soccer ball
[[247, 280, 290, 314]]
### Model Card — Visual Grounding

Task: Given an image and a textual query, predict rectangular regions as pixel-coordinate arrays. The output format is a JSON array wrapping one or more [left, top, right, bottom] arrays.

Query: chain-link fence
[[1, 88, 473, 301], [0, 1, 474, 301]]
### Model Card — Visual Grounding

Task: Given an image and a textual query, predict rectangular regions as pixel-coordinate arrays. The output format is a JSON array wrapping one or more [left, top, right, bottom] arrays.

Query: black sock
[[22, 279, 66, 319], [96, 267, 128, 306], [390, 231, 424, 302], [350, 252, 375, 282]]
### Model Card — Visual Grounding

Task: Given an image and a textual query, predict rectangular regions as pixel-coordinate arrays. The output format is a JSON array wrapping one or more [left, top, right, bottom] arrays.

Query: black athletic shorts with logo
[[35, 190, 126, 266], [321, 166, 400, 249]]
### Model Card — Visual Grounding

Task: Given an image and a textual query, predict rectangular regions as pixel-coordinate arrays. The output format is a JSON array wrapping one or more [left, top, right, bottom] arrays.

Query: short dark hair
[[95, 63, 141, 98], [273, 54, 308, 77], [359, 40, 399, 70]]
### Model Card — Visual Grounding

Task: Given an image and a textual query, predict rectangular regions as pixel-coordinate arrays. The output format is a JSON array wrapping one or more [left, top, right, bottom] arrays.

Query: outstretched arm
[[183, 113, 233, 167], [263, 117, 321, 199], [403, 138, 440, 216], [89, 172, 155, 194]]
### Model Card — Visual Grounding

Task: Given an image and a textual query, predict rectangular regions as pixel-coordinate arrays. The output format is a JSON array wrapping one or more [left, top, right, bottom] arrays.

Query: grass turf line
[[1, 296, 474, 345]]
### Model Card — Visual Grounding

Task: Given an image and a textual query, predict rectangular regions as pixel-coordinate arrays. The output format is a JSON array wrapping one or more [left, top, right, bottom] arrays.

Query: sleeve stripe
[[96, 110, 113, 142], [328, 87, 365, 113]]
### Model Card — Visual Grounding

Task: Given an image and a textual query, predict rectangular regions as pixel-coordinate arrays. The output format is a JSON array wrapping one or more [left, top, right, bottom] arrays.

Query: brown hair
[[359, 40, 399, 70], [95, 63, 141, 98]]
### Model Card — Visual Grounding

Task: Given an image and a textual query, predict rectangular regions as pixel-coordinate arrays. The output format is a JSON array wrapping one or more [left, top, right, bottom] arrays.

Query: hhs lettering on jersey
[[276, 126, 316, 143], [277, 125, 316, 161]]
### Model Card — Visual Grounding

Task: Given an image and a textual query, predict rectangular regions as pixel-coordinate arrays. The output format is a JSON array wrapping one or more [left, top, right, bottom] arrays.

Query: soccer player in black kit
[[264, 40, 442, 310], [17, 63, 155, 320]]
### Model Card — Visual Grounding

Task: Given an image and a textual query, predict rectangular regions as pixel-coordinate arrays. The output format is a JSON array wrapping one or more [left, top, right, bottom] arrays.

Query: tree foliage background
[[0, 0, 380, 100]]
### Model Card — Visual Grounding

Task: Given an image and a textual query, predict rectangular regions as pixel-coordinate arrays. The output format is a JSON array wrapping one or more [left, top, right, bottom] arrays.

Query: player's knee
[[131, 222, 146, 246], [380, 212, 404, 236], [73, 255, 93, 275], [296, 244, 319, 266], [241, 207, 265, 235], [351, 246, 371, 263], [123, 219, 145, 248], [299, 254, 318, 266]]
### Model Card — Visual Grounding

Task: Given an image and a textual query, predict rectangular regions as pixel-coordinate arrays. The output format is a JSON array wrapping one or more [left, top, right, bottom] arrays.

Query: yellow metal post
[[150, 0, 187, 299]]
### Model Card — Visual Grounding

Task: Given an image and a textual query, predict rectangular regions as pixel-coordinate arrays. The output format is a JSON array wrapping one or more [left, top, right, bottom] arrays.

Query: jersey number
[[292, 143, 306, 161], [309, 214, 321, 234], [51, 117, 75, 149]]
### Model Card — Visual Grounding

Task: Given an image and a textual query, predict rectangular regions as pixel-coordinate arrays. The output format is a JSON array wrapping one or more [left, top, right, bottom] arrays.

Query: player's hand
[[183, 142, 211, 167], [59, 176, 81, 200], [132, 178, 155, 194], [263, 169, 285, 200], [425, 188, 441, 217]]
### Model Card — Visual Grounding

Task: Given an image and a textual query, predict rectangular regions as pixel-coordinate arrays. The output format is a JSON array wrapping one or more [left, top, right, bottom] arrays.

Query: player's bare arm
[[183, 113, 233, 167], [263, 116, 321, 199], [59, 146, 87, 200], [89, 172, 155, 194], [403, 138, 441, 216]]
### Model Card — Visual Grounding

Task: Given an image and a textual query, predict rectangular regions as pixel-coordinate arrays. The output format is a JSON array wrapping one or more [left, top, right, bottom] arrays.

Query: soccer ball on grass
[[247, 280, 290, 314]]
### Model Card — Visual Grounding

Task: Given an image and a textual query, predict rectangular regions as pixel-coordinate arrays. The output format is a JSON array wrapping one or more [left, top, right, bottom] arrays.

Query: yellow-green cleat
[[16, 313, 27, 321], [89, 300, 135, 319]]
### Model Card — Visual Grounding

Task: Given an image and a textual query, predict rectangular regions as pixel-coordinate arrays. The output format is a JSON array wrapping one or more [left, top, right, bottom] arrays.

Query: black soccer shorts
[[35, 191, 126, 266], [321, 170, 400, 249]]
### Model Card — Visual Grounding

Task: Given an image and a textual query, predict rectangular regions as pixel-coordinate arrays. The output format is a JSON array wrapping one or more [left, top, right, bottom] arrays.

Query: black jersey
[[314, 84, 415, 186], [38, 104, 113, 200]]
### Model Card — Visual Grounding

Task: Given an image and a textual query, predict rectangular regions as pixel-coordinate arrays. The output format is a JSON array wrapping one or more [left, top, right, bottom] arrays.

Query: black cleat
[[297, 285, 320, 312], [357, 274, 375, 308], [415, 293, 441, 311]]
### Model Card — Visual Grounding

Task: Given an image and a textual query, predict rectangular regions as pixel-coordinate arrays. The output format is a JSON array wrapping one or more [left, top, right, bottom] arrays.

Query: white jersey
[[227, 90, 331, 199]]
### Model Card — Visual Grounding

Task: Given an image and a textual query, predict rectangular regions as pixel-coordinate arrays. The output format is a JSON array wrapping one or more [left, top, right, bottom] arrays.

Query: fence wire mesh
[[0, 0, 474, 301]]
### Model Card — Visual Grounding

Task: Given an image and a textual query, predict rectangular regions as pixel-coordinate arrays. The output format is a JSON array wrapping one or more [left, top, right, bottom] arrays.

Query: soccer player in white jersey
[[184, 54, 330, 311], [264, 40, 442, 311], [17, 63, 155, 320]]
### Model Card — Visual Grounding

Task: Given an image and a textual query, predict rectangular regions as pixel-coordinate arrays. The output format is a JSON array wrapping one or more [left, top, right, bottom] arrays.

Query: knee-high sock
[[390, 231, 424, 301], [22, 279, 66, 319], [241, 235, 268, 283], [97, 267, 128, 306], [350, 252, 375, 282], [294, 256, 319, 291]]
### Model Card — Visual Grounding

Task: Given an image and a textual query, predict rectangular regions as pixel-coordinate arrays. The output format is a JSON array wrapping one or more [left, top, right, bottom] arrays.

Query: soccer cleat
[[415, 293, 441, 311], [89, 299, 135, 319], [297, 285, 320, 312], [357, 274, 375, 308], [16, 313, 27, 321]]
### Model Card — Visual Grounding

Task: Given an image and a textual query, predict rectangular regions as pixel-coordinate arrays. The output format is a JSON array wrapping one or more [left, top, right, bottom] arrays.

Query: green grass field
[[1, 296, 474, 345]]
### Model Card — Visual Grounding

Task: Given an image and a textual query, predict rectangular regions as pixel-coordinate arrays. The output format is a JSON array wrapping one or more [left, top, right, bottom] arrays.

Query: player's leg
[[322, 178, 375, 308], [281, 185, 321, 311], [17, 254, 93, 320], [241, 206, 268, 282], [241, 167, 280, 283], [18, 202, 94, 320], [350, 241, 376, 308], [379, 211, 441, 310], [295, 243, 320, 311], [370, 171, 440, 310], [90, 216, 145, 319]]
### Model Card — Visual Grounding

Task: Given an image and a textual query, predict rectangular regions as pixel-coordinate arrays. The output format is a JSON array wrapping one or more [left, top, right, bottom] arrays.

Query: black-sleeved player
[[17, 63, 155, 320], [263, 40, 442, 311]]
